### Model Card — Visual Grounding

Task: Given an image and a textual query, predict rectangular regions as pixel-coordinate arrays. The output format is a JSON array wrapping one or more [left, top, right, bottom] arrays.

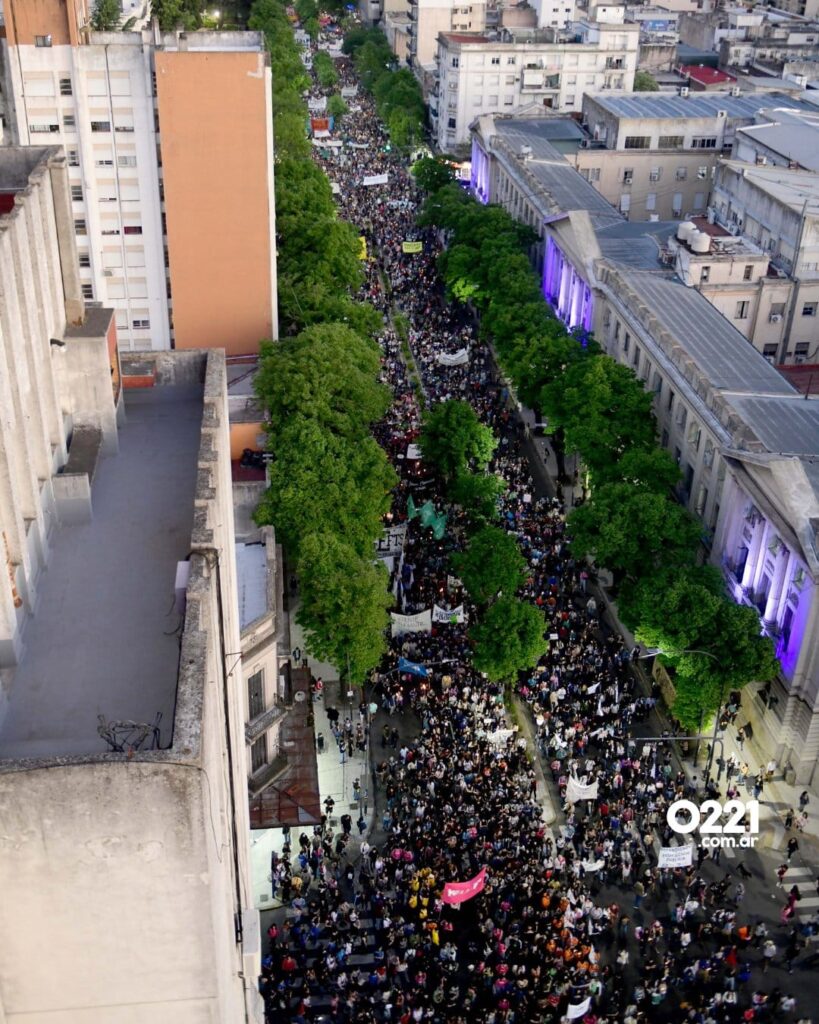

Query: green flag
[[419, 501, 437, 527], [407, 494, 417, 520], [431, 514, 447, 541]]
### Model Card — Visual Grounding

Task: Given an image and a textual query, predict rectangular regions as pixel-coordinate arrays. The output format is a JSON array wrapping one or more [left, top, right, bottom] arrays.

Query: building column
[[741, 516, 767, 592], [765, 548, 792, 626]]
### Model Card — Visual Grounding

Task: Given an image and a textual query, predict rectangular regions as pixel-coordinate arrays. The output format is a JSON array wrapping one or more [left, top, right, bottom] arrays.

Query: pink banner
[[441, 867, 487, 905]]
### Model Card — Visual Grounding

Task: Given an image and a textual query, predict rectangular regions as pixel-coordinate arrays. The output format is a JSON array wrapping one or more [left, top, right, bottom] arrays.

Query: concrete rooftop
[[0, 385, 203, 761]]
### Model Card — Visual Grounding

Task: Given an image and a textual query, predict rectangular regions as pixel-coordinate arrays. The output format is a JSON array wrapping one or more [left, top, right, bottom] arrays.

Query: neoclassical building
[[471, 113, 819, 785]]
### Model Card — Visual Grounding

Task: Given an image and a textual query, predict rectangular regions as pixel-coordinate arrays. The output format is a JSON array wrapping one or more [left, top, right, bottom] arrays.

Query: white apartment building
[[406, 0, 490, 70], [433, 18, 638, 150], [0, 1, 277, 354]]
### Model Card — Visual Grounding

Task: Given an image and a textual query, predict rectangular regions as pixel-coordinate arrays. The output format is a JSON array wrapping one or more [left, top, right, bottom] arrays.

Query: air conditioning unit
[[730, 86, 741, 96], [769, 313, 782, 323], [795, 356, 806, 364], [717, 109, 727, 118], [680, 86, 689, 97], [728, 223, 739, 235], [103, 269, 113, 277], [580, 138, 591, 148]]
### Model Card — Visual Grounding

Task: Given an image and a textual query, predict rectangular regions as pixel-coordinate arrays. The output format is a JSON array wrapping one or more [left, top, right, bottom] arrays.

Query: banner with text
[[402, 241, 423, 254], [441, 867, 487, 905], [432, 604, 466, 624], [566, 775, 599, 804], [362, 173, 389, 187], [390, 609, 432, 636], [437, 348, 469, 367], [658, 844, 693, 869]]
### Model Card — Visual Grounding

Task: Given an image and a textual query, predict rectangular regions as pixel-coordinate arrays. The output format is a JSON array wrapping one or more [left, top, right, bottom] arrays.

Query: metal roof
[[492, 119, 621, 224], [738, 120, 819, 171], [595, 219, 677, 268], [725, 395, 819, 456], [587, 91, 818, 121], [616, 271, 797, 396]]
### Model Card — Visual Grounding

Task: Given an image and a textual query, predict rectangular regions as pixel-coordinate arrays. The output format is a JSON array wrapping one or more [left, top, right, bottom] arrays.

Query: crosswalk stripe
[[786, 867, 812, 877], [796, 895, 819, 907]]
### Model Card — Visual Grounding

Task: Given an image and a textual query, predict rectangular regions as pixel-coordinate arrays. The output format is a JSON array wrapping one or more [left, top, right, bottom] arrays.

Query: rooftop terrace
[[0, 385, 203, 760]]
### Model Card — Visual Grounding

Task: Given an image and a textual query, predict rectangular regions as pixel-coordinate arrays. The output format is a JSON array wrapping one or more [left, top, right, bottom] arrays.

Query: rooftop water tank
[[690, 230, 712, 254], [676, 220, 696, 243]]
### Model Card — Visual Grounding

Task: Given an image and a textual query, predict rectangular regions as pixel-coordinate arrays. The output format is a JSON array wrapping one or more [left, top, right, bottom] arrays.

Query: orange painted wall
[[155, 50, 275, 356], [230, 422, 265, 460], [4, 0, 86, 46]]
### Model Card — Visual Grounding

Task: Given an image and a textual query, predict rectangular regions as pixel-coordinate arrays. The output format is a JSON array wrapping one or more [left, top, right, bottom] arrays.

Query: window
[[802, 302, 817, 317], [623, 332, 630, 354], [587, 167, 601, 182], [488, 94, 498, 105], [503, 95, 514, 106], [691, 136, 717, 149], [672, 193, 683, 216], [675, 167, 687, 181], [91, 121, 111, 132], [132, 318, 150, 330], [667, 388, 675, 411], [507, 56, 516, 65], [676, 405, 687, 430], [661, 428, 669, 448], [247, 670, 265, 720], [59, 77, 72, 95], [621, 168, 633, 184], [473, 96, 483, 107], [646, 193, 656, 211], [697, 166, 708, 179], [687, 420, 701, 451], [652, 371, 662, 395], [81, 283, 93, 299], [565, 95, 575, 106], [700, 266, 710, 283], [491, 56, 500, 65], [78, 251, 90, 268], [70, 185, 83, 201], [633, 344, 641, 370], [35, 35, 52, 47], [67, 149, 79, 166], [674, 446, 682, 465], [658, 135, 683, 149], [74, 218, 87, 235], [447, 117, 456, 129], [451, 57, 459, 67], [30, 123, 59, 133], [649, 167, 661, 182], [694, 192, 706, 210], [735, 300, 750, 320], [620, 194, 631, 213], [624, 136, 651, 149], [505, 75, 515, 85], [795, 342, 809, 357], [118, 154, 137, 167], [251, 735, 268, 774], [63, 114, 76, 129], [763, 344, 777, 360], [695, 485, 708, 516], [123, 224, 143, 235]]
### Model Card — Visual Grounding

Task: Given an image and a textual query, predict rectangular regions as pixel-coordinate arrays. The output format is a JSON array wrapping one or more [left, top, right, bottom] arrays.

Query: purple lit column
[[470, 139, 490, 204]]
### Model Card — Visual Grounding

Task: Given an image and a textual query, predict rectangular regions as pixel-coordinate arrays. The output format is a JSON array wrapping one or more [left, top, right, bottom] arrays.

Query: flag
[[419, 501, 437, 527], [568, 997, 592, 1019], [358, 236, 368, 260], [431, 513, 447, 540], [441, 867, 487, 905], [407, 495, 417, 520], [398, 657, 430, 678]]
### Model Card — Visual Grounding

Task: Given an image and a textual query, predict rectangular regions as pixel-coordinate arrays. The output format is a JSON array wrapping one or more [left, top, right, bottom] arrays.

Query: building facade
[[0, 1, 277, 353], [433, 19, 638, 150]]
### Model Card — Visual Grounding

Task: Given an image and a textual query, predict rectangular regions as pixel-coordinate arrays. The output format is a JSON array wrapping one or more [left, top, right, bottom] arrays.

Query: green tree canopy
[[540, 357, 656, 478], [327, 94, 349, 119], [313, 51, 339, 89], [450, 526, 527, 605], [420, 400, 497, 481], [297, 533, 390, 684], [254, 325, 390, 442], [450, 471, 506, 526], [634, 70, 659, 91], [91, 0, 121, 29], [596, 445, 682, 492], [151, 0, 203, 30], [568, 482, 701, 580], [254, 417, 397, 557], [470, 597, 548, 682], [412, 157, 456, 194]]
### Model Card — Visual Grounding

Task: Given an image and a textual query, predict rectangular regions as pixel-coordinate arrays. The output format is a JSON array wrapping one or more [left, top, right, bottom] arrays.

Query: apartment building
[[433, 18, 638, 150], [573, 90, 816, 221], [0, 145, 263, 1022], [0, 0, 277, 353], [472, 113, 819, 785], [718, 14, 819, 73], [405, 0, 490, 70]]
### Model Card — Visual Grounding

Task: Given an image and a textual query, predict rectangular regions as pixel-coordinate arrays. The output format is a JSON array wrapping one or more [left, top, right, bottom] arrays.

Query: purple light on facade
[[470, 139, 490, 204]]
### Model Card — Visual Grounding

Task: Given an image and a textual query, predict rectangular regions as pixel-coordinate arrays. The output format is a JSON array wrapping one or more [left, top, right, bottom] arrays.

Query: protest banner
[[432, 604, 466, 624], [402, 241, 423, 254], [390, 610, 432, 636], [566, 775, 599, 804], [362, 173, 389, 186], [441, 867, 487, 905], [658, 844, 694, 868]]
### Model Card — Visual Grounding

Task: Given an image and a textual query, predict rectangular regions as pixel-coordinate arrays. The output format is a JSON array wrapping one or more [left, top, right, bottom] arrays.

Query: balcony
[[248, 754, 289, 799], [245, 703, 286, 744]]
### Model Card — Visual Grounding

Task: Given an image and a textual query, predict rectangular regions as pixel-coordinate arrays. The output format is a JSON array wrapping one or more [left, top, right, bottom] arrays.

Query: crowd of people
[[261, 25, 813, 1024]]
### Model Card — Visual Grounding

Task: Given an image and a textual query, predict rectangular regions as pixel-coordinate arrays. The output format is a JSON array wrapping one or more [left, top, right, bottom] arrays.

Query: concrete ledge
[[52, 473, 92, 526]]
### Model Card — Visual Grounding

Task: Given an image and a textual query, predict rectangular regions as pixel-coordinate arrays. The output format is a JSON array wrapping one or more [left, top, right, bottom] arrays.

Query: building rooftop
[[725, 394, 819, 455], [586, 90, 817, 119], [613, 270, 797, 396], [491, 119, 622, 225], [720, 160, 819, 215], [595, 219, 678, 267], [738, 114, 819, 171], [236, 542, 269, 631], [0, 385, 203, 760], [0, 146, 57, 191], [681, 64, 737, 86]]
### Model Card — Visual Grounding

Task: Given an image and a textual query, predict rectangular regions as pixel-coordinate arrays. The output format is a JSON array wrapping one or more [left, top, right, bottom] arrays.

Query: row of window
[[30, 118, 134, 134], [620, 192, 706, 214], [74, 219, 143, 235], [621, 165, 710, 184]]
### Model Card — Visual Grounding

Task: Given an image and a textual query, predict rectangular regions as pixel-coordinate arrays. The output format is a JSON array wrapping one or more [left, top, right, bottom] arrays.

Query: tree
[[254, 325, 390, 442], [595, 445, 681, 491], [419, 400, 497, 482], [297, 533, 390, 684], [314, 52, 339, 89], [634, 70, 659, 91], [540, 357, 656, 478], [568, 482, 701, 581], [327, 94, 349, 119], [151, 0, 204, 30], [254, 417, 397, 558], [470, 597, 548, 682], [451, 471, 506, 526], [91, 0, 121, 30], [450, 526, 527, 605], [412, 157, 455, 194]]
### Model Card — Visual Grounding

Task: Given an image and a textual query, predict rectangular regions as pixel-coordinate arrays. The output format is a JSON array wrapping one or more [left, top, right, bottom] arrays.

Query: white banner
[[348, 141, 370, 149], [391, 609, 432, 636], [447, 575, 462, 592], [376, 524, 407, 558], [406, 443, 422, 460], [658, 844, 693, 868], [568, 997, 592, 1020], [485, 727, 515, 747], [376, 554, 395, 573], [566, 775, 599, 804], [362, 173, 389, 187], [433, 604, 466, 624], [437, 348, 469, 367], [308, 96, 327, 112], [341, 86, 358, 98]]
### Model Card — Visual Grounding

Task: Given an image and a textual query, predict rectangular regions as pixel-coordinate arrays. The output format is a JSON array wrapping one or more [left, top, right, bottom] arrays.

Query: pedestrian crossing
[[781, 866, 819, 941]]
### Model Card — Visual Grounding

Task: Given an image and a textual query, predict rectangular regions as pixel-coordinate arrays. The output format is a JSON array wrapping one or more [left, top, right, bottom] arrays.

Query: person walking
[[762, 938, 777, 973], [787, 836, 800, 862], [799, 790, 809, 812], [736, 726, 746, 750], [777, 863, 789, 887], [633, 879, 646, 910]]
